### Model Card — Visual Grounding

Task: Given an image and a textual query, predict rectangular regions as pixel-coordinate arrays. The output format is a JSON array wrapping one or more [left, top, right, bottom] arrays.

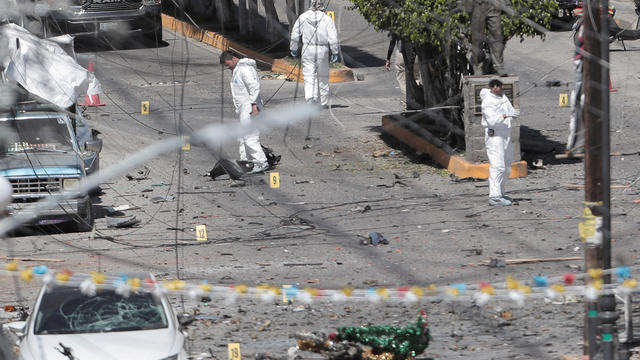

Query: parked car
[[0, 101, 102, 231], [33, 0, 163, 41], [3, 274, 188, 360]]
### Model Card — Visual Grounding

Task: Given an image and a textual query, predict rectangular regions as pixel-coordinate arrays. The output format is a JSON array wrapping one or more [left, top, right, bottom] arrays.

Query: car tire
[[73, 202, 94, 233]]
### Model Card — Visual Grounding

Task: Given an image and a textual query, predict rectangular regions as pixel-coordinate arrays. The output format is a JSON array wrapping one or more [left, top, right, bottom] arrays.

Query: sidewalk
[[160, 14, 355, 83]]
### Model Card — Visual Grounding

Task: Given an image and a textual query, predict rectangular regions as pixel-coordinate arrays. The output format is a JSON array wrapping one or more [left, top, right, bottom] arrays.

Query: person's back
[[289, 0, 339, 107]]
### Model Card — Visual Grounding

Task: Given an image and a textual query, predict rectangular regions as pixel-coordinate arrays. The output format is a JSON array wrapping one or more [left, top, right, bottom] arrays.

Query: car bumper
[[45, 4, 161, 36], [9, 196, 91, 225]]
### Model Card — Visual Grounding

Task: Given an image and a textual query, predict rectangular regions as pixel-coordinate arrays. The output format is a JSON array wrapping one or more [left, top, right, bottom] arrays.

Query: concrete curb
[[381, 115, 528, 179], [161, 14, 355, 83]]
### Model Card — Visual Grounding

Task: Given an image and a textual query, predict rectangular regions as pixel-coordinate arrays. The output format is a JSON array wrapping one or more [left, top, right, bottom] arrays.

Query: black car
[[33, 0, 163, 41]]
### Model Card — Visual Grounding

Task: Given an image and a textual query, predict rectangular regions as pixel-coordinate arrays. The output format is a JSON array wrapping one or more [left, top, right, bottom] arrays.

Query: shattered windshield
[[0, 117, 74, 153], [33, 286, 168, 335]]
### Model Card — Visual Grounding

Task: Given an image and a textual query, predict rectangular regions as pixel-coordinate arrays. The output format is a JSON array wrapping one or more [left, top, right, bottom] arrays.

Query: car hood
[[0, 153, 83, 177], [21, 328, 183, 360]]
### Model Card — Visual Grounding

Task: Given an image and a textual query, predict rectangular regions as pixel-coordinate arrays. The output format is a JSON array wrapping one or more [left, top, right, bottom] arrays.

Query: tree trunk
[[248, 0, 258, 34], [297, 0, 306, 16], [214, 0, 234, 32], [238, 0, 248, 35], [403, 40, 467, 150], [261, 0, 281, 41], [286, 0, 298, 35]]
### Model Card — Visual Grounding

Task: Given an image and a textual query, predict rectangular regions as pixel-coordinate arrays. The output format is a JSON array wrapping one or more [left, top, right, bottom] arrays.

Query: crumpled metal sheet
[[1, 23, 101, 108]]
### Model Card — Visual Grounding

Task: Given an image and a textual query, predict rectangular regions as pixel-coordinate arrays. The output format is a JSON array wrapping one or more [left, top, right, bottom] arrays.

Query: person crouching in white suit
[[289, 0, 339, 108], [220, 51, 269, 174], [480, 79, 520, 206]]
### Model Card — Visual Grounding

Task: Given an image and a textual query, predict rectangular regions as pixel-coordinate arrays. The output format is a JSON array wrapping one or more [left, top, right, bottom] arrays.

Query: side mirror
[[176, 313, 194, 328], [84, 139, 102, 153], [3, 321, 26, 339]]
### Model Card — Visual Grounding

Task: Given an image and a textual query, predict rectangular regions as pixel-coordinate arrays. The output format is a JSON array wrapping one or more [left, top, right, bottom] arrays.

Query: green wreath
[[334, 316, 431, 359]]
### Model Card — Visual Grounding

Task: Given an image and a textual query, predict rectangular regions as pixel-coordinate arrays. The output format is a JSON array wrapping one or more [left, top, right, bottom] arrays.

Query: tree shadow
[[74, 33, 170, 53], [340, 45, 385, 68], [367, 125, 446, 169], [520, 125, 582, 166]]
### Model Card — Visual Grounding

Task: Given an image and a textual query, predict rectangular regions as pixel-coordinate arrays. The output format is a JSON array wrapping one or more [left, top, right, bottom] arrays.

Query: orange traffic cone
[[82, 62, 105, 106], [609, 78, 617, 92]]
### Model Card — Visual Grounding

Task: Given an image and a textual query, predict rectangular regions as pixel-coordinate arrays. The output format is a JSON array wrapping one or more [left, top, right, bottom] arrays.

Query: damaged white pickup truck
[[0, 23, 104, 231]]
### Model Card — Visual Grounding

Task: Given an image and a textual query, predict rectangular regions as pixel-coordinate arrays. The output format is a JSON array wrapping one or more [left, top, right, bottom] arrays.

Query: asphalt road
[[2, 2, 640, 359]]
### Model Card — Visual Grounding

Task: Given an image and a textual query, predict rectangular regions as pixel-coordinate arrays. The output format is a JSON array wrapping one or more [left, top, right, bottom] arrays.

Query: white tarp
[[0, 23, 101, 108]]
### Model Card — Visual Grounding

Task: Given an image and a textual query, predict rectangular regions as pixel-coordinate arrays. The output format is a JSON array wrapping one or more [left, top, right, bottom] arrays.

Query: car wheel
[[73, 202, 94, 233]]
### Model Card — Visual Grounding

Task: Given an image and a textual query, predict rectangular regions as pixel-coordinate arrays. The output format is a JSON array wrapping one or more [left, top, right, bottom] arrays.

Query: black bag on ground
[[262, 145, 281, 168], [209, 159, 254, 180], [209, 146, 281, 180]]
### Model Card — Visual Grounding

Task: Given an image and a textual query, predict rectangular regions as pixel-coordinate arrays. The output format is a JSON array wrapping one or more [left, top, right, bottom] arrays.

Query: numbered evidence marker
[[196, 224, 208, 242], [181, 135, 190, 151], [327, 10, 335, 22], [559, 93, 569, 107], [269, 172, 280, 189], [228, 343, 241, 360], [141, 101, 150, 114]]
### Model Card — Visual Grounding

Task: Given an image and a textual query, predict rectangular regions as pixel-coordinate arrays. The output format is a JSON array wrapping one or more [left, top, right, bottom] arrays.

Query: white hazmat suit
[[230, 58, 268, 170], [480, 87, 519, 203], [290, 3, 339, 106]]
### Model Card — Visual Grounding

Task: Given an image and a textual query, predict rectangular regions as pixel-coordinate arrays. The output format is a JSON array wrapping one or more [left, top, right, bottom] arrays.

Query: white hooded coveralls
[[290, 9, 339, 106], [480, 88, 518, 198], [230, 58, 268, 168]]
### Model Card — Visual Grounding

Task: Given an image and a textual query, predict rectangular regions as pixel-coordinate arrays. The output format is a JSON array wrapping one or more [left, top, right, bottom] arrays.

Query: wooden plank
[[565, 184, 628, 189], [0, 256, 64, 263], [482, 256, 582, 265]]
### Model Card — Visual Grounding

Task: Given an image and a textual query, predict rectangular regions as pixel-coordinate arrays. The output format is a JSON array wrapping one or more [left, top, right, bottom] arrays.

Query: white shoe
[[489, 197, 512, 206], [248, 163, 269, 174]]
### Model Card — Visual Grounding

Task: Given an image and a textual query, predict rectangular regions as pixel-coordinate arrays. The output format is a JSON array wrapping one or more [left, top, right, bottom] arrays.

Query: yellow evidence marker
[[327, 11, 335, 22], [196, 224, 208, 242], [181, 136, 190, 151], [559, 93, 568, 107], [269, 172, 280, 188], [141, 101, 150, 114], [228, 343, 241, 360]]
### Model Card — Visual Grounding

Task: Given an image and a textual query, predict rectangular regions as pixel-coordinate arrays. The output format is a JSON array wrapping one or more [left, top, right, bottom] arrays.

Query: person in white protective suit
[[289, 0, 339, 108], [480, 79, 520, 206], [219, 51, 269, 174]]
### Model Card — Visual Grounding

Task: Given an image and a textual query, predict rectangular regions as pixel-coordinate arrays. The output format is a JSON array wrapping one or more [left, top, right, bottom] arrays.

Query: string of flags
[[2, 260, 639, 307]]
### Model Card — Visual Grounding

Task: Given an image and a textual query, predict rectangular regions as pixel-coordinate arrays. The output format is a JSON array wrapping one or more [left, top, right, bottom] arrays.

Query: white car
[[4, 275, 188, 360]]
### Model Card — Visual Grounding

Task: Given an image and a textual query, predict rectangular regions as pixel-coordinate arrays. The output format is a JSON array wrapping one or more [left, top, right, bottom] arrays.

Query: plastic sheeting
[[0, 23, 101, 108]]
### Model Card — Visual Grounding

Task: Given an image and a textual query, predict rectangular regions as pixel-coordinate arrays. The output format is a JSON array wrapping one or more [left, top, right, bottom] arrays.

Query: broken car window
[[33, 286, 168, 335], [0, 117, 74, 153]]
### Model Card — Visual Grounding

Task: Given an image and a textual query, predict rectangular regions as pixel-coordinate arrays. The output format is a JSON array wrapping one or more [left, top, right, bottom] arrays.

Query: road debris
[[151, 195, 176, 203], [125, 166, 150, 180], [106, 214, 140, 228], [368, 232, 389, 246], [0, 256, 64, 263], [107, 204, 140, 212], [564, 184, 629, 189], [483, 256, 582, 266], [283, 263, 323, 267]]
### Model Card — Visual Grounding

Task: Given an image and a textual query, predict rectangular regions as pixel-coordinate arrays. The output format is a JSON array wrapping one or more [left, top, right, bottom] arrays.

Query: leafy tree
[[350, 0, 557, 149]]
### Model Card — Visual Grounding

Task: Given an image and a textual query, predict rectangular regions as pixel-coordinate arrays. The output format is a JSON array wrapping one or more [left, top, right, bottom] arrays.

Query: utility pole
[[582, 0, 618, 357], [581, 0, 601, 356]]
